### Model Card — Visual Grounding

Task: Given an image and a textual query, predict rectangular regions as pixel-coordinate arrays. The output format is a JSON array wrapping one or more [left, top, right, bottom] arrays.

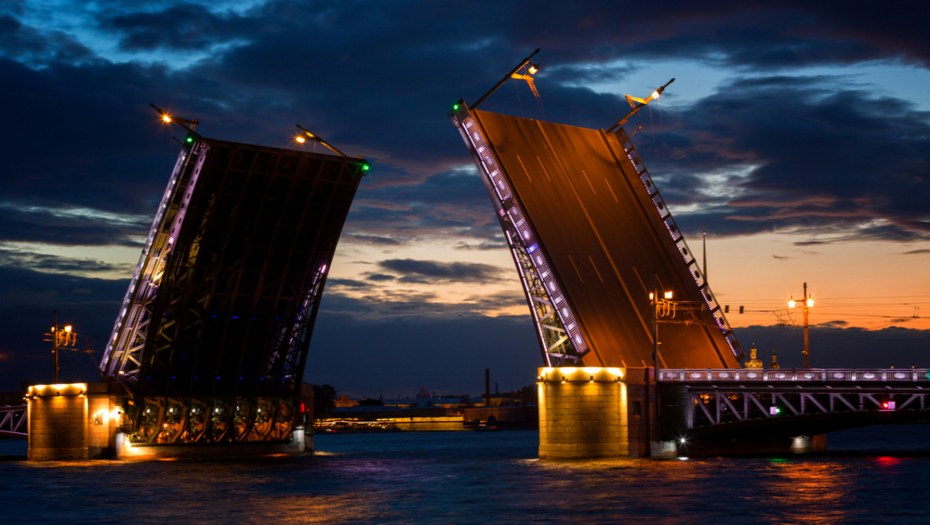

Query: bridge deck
[[474, 110, 739, 369], [659, 368, 930, 440]]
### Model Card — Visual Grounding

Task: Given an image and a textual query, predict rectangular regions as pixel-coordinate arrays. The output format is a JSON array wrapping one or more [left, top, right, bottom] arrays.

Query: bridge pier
[[25, 382, 315, 460], [26, 382, 125, 460], [538, 367, 656, 458]]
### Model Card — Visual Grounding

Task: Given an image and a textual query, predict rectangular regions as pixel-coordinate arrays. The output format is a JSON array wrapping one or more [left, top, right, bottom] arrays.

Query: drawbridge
[[450, 105, 742, 370], [96, 123, 367, 445]]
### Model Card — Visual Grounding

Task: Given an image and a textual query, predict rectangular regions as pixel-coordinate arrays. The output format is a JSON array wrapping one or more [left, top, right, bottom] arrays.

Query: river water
[[2, 425, 930, 523]]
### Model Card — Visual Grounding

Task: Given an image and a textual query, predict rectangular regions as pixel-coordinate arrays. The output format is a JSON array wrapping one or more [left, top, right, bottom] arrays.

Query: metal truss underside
[[132, 396, 298, 444], [100, 138, 366, 403], [101, 145, 197, 387], [0, 404, 27, 439], [688, 387, 930, 429], [452, 107, 587, 366], [664, 368, 930, 430], [613, 129, 742, 359]]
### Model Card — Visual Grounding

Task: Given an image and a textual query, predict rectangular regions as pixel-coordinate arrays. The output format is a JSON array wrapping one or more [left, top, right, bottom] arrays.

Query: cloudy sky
[[1, 0, 928, 396]]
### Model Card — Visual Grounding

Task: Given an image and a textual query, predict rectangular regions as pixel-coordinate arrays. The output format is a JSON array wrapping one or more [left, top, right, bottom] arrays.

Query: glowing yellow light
[[528, 64, 538, 75], [561, 367, 577, 375], [649, 293, 654, 300], [664, 291, 673, 300], [64, 325, 72, 332], [806, 298, 814, 307], [162, 115, 172, 123], [788, 297, 796, 308], [582, 367, 601, 375], [295, 136, 306, 143], [542, 367, 553, 376], [606, 367, 623, 378], [651, 90, 661, 99]]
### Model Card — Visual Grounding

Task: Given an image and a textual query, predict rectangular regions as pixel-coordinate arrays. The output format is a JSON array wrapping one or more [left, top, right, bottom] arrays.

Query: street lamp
[[788, 282, 814, 368], [607, 77, 675, 132], [44, 310, 78, 383], [150, 104, 199, 130], [650, 274, 674, 381], [295, 124, 347, 157]]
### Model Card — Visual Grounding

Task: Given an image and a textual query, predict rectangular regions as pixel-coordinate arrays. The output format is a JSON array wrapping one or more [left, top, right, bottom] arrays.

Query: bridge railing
[[659, 368, 930, 383]]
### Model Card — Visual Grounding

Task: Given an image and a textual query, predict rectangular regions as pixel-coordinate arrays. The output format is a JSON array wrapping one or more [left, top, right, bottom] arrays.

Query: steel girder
[[131, 396, 300, 444], [687, 388, 930, 428], [451, 104, 586, 366], [0, 404, 27, 439]]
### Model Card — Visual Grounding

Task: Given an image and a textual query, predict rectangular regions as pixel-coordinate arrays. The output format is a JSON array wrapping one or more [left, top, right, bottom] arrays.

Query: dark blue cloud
[[378, 258, 506, 284], [101, 3, 251, 51], [640, 75, 930, 242]]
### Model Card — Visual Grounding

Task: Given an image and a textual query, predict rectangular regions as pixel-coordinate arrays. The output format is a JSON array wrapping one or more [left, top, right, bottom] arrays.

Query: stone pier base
[[538, 367, 654, 458], [27, 382, 124, 460]]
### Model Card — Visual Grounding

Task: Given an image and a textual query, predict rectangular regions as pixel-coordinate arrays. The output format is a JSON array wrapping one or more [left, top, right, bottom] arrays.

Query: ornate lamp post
[[44, 310, 77, 383], [788, 282, 814, 368]]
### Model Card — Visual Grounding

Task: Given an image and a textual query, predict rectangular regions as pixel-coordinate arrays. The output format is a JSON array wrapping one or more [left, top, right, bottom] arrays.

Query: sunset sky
[[1, 1, 928, 395]]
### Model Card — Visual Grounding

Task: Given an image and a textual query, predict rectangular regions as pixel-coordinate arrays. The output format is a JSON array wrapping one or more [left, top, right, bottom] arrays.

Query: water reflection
[[1, 428, 929, 523], [759, 460, 854, 524]]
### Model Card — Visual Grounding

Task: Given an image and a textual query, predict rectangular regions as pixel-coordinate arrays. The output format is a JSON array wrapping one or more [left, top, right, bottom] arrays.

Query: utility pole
[[652, 272, 659, 382], [649, 272, 658, 456], [45, 310, 78, 384], [702, 223, 707, 284], [804, 283, 813, 368], [787, 283, 814, 368], [53, 309, 59, 383]]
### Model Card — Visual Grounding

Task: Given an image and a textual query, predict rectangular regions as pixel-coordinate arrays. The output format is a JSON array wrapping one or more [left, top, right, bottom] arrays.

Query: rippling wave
[[2, 425, 929, 523]]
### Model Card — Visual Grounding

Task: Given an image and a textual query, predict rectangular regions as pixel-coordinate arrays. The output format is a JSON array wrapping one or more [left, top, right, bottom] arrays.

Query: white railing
[[659, 368, 930, 383]]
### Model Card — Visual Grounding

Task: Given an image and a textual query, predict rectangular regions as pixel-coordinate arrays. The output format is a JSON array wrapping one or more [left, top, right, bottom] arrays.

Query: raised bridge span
[[451, 104, 741, 370]]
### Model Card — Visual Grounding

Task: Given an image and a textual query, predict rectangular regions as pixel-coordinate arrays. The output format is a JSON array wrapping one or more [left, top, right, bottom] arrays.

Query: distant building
[[744, 343, 764, 369], [334, 395, 355, 408]]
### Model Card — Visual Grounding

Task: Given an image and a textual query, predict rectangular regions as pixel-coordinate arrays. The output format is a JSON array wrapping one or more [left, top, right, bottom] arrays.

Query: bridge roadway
[[659, 368, 930, 443], [472, 109, 740, 370]]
